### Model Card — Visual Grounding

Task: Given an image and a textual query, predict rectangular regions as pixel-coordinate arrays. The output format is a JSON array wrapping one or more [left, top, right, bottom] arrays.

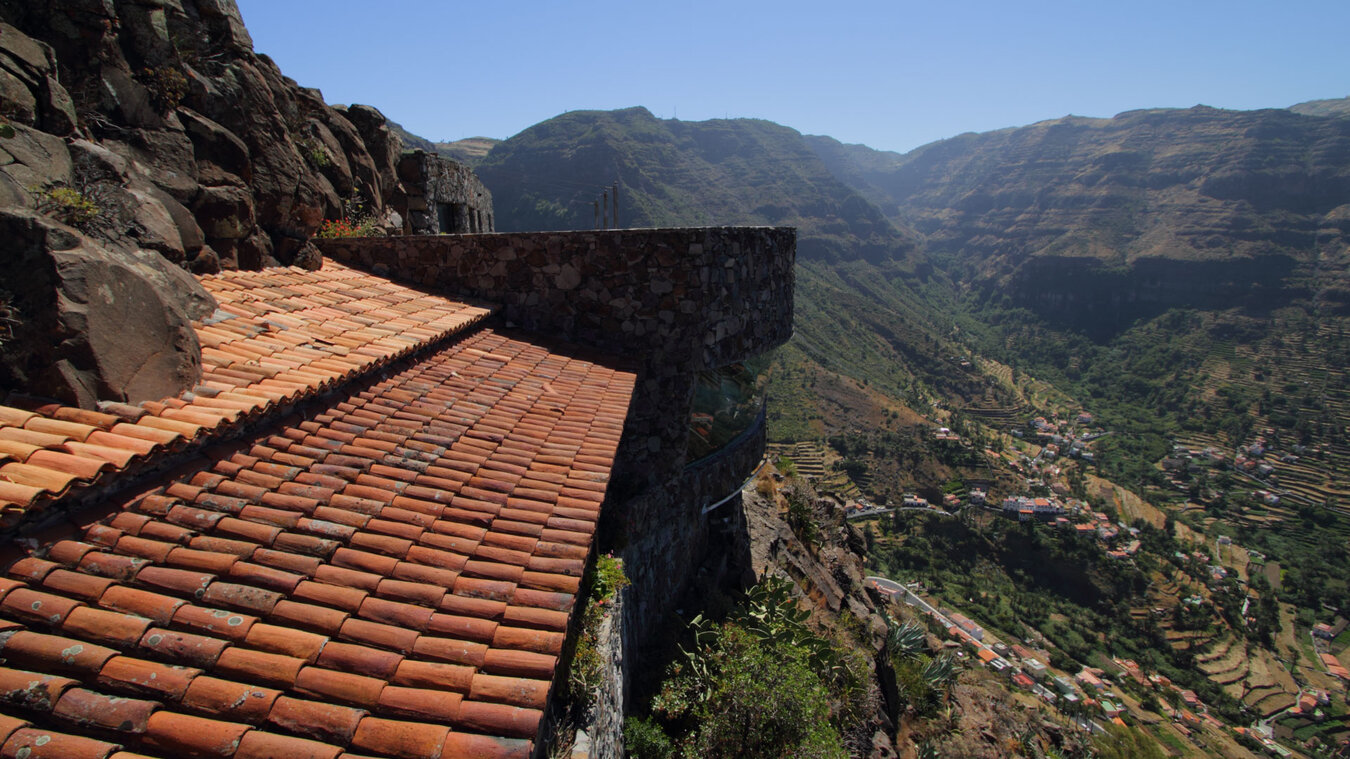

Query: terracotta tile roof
[[0, 263, 492, 523], [0, 264, 637, 757]]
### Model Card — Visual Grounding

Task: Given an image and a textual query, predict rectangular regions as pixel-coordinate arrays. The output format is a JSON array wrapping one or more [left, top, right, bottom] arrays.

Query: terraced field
[[1188, 318, 1350, 514], [1198, 637, 1249, 692], [768, 441, 829, 478], [768, 440, 869, 500]]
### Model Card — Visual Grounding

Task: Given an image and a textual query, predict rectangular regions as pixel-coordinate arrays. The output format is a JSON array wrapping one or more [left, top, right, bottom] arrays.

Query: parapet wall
[[317, 227, 794, 371]]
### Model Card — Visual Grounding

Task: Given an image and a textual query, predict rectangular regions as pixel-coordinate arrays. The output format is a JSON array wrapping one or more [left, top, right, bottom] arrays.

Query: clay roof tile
[[0, 667, 80, 711], [350, 716, 450, 759], [0, 266, 638, 754], [141, 710, 251, 758], [266, 695, 366, 745], [0, 727, 121, 759], [95, 655, 201, 699], [181, 675, 282, 723], [52, 686, 159, 734]]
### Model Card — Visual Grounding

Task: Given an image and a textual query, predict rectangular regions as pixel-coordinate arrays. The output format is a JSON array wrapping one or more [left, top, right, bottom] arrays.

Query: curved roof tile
[[0, 263, 636, 757]]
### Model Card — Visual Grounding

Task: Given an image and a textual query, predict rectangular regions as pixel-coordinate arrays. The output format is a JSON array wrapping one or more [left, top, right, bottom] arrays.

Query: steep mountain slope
[[476, 107, 921, 263], [810, 105, 1350, 502], [808, 107, 1350, 337]]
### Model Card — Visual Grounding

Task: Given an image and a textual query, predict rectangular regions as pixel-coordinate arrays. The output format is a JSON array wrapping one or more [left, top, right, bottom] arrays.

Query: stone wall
[[318, 227, 795, 737], [393, 151, 494, 234], [570, 589, 627, 759], [317, 227, 793, 367]]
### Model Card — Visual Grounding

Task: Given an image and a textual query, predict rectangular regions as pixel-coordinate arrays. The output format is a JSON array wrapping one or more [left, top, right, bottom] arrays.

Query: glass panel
[[687, 356, 768, 462]]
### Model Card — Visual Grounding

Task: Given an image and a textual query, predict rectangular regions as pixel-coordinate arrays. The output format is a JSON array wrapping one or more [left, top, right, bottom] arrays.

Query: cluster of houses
[[1013, 414, 1104, 464], [1113, 651, 1336, 757], [892, 583, 1131, 728], [1110, 656, 1259, 744], [871, 579, 1332, 753], [1171, 549, 1237, 586], [991, 493, 1144, 557], [1161, 432, 1318, 503]]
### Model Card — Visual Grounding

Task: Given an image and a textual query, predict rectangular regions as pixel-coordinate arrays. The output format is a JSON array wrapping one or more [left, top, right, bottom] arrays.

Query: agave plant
[[921, 653, 958, 689], [885, 619, 927, 661]]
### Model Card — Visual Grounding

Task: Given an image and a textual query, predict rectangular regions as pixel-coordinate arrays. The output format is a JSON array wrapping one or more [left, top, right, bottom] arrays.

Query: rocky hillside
[[0, 0, 406, 405], [476, 106, 922, 264], [808, 106, 1350, 337]]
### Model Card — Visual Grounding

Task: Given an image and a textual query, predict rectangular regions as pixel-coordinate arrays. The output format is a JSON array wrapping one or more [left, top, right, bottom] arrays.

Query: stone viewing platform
[[320, 227, 796, 747]]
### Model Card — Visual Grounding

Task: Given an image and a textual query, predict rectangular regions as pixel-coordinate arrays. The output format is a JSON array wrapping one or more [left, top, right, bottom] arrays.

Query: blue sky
[[235, 0, 1348, 154]]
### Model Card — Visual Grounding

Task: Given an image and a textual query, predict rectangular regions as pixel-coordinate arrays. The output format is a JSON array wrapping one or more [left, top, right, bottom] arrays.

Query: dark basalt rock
[[0, 0, 415, 405], [0, 208, 209, 407]]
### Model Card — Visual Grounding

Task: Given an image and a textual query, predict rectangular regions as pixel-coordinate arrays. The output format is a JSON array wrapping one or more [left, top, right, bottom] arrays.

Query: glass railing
[[687, 356, 768, 463]]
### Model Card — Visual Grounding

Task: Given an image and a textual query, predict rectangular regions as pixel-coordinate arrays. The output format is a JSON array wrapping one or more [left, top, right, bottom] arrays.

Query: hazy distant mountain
[[1289, 96, 1350, 119], [461, 103, 1350, 457], [438, 137, 499, 166], [472, 108, 997, 434], [808, 106, 1350, 336], [387, 121, 499, 166]]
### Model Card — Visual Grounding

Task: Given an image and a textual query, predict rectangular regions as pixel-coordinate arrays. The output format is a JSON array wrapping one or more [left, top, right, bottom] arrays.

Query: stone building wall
[[318, 227, 795, 750], [570, 589, 627, 759], [393, 151, 494, 234]]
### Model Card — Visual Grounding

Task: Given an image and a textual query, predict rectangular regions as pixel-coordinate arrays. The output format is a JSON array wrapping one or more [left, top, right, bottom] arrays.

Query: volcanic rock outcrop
[[0, 0, 407, 404]]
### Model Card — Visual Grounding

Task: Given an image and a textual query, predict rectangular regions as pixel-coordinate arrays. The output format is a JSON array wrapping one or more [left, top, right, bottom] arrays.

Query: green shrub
[[623, 717, 675, 759], [640, 577, 864, 758], [786, 490, 818, 546], [36, 186, 99, 228], [593, 554, 629, 601], [653, 624, 846, 759]]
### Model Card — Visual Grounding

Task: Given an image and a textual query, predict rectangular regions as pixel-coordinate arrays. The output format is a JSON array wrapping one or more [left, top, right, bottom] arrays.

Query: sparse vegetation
[[139, 65, 189, 112], [630, 576, 870, 758], [317, 192, 380, 237], [564, 554, 629, 713], [34, 185, 100, 228], [0, 291, 20, 348], [299, 135, 332, 168]]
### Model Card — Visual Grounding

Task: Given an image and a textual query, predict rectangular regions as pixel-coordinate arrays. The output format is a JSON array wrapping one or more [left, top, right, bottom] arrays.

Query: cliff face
[[0, 0, 406, 405], [809, 106, 1350, 335]]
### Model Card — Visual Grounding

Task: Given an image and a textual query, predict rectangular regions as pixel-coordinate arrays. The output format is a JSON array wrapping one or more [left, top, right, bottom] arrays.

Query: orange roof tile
[[0, 264, 636, 757], [0, 263, 492, 522]]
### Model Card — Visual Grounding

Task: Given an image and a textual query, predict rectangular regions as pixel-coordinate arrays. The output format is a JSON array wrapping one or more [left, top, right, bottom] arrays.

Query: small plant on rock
[[139, 65, 189, 113], [563, 554, 629, 712], [316, 217, 377, 238], [316, 191, 380, 238], [35, 185, 100, 228], [298, 136, 332, 168]]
